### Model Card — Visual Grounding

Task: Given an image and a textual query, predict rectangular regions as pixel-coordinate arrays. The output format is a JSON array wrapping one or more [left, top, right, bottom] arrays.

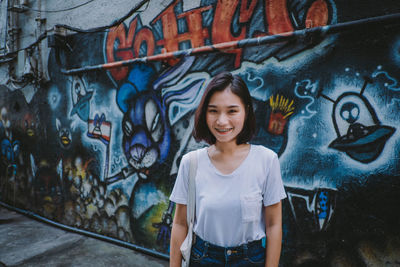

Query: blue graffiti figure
[[106, 63, 172, 183], [106, 57, 203, 250], [153, 202, 174, 250], [1, 138, 20, 198], [317, 191, 328, 220], [70, 76, 93, 121], [120, 65, 171, 179], [1, 138, 20, 164], [107, 63, 173, 250]]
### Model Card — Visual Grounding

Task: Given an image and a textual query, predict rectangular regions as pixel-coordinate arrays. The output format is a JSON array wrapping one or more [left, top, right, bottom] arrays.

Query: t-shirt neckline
[[205, 144, 253, 177]]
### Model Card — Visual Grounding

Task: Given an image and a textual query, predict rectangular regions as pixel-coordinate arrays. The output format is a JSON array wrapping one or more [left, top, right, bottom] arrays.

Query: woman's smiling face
[[206, 87, 246, 144]]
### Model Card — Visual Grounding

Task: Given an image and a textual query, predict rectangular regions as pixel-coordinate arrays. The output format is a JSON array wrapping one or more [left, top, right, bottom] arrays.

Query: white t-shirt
[[169, 144, 286, 247]]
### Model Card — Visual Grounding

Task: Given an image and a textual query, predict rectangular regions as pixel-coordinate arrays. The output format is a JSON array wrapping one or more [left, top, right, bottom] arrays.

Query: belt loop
[[204, 241, 209, 256], [243, 243, 248, 257]]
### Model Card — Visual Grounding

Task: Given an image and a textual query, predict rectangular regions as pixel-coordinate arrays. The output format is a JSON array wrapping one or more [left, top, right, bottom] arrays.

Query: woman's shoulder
[[251, 144, 278, 159], [182, 147, 208, 161]]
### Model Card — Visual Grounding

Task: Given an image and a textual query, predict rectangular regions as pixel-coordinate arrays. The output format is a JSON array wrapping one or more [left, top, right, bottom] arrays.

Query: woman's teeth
[[217, 128, 232, 132]]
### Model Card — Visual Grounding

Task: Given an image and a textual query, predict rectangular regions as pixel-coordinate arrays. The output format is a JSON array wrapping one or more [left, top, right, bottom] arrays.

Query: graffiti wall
[[1, 0, 400, 265]]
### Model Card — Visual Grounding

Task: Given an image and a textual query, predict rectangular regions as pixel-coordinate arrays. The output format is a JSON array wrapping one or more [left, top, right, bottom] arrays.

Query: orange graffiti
[[306, 0, 329, 28], [152, 0, 212, 66], [105, 0, 332, 81], [265, 0, 294, 35], [212, 0, 257, 67], [133, 27, 155, 58], [106, 19, 137, 81]]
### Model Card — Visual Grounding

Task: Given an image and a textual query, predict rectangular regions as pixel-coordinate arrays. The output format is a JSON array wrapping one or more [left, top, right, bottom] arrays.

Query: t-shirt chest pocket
[[240, 192, 263, 223]]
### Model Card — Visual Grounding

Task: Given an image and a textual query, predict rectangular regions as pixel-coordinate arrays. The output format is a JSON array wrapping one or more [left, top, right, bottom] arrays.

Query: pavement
[[0, 206, 169, 267]]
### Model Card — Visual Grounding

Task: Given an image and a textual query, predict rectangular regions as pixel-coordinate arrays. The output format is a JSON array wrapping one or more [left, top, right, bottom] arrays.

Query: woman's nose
[[216, 113, 228, 124]]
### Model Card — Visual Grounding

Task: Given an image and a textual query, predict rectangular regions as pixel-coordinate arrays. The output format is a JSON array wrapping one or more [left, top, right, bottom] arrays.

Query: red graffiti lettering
[[177, 7, 212, 47], [106, 18, 156, 81], [240, 0, 258, 23], [212, 0, 257, 68], [306, 0, 329, 28], [106, 19, 137, 81], [265, 0, 294, 35], [133, 27, 155, 58], [152, 0, 211, 66], [105, 0, 332, 81]]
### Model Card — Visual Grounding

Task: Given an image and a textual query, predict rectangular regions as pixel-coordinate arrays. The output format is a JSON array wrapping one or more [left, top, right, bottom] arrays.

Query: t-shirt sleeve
[[169, 153, 190, 204], [263, 152, 287, 206]]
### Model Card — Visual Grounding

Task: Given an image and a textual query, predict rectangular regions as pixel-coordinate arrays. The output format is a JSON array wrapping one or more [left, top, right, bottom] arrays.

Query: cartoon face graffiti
[[56, 118, 75, 149], [329, 92, 395, 163], [22, 113, 37, 137], [122, 91, 171, 179], [117, 63, 171, 179]]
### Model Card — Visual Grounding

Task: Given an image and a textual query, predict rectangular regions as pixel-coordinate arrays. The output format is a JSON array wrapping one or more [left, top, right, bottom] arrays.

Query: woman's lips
[[215, 128, 233, 134]]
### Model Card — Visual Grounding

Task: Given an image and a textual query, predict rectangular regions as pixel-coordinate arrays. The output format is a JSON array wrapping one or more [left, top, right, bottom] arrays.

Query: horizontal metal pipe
[[61, 12, 400, 75], [0, 56, 15, 64], [0, 201, 170, 261]]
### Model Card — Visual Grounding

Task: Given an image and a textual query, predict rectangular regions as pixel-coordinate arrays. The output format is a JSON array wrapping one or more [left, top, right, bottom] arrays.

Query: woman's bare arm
[[170, 203, 188, 267], [264, 201, 283, 267]]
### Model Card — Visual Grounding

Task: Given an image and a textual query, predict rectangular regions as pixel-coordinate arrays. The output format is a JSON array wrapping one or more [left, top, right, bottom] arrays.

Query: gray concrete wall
[[1, 0, 400, 265]]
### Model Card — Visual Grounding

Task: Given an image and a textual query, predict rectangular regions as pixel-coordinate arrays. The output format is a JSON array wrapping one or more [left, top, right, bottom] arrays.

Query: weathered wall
[[1, 0, 400, 265]]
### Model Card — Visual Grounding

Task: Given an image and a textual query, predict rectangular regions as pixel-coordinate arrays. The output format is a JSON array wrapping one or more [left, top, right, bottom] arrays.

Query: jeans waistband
[[193, 234, 262, 256]]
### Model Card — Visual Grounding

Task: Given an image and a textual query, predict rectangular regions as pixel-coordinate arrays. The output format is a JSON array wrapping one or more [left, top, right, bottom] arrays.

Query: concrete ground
[[0, 207, 169, 267]]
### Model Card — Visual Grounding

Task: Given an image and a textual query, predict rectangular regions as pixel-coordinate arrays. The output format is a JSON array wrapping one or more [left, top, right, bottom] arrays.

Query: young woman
[[169, 72, 286, 267]]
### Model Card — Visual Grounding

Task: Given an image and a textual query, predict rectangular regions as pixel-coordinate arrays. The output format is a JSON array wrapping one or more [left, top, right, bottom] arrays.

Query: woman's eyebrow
[[208, 104, 240, 108]]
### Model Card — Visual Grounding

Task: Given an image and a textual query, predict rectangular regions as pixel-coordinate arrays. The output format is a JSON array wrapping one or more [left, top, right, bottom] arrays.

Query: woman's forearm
[[170, 222, 188, 267], [264, 201, 283, 267], [265, 224, 282, 267]]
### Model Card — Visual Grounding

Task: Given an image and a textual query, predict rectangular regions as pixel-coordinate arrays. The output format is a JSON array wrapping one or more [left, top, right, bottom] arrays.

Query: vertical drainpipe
[[3, 0, 9, 53], [9, 0, 15, 52], [13, 0, 19, 52], [9, 0, 20, 78], [36, 0, 43, 79]]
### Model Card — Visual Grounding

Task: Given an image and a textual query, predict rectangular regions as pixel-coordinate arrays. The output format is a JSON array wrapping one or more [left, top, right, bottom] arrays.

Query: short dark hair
[[193, 72, 256, 145]]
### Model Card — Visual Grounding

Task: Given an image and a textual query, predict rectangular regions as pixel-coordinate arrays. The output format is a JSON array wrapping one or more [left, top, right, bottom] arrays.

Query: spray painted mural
[[1, 0, 400, 265]]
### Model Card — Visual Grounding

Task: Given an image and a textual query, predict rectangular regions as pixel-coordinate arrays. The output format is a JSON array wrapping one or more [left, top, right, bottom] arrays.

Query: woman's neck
[[213, 141, 248, 155], [208, 141, 251, 174]]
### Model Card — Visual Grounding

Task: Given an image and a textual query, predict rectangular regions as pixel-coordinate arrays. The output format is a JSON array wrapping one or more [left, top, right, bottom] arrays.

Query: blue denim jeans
[[189, 234, 265, 266]]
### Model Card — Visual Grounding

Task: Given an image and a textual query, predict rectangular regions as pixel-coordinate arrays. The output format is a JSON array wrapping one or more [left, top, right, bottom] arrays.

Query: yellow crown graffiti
[[268, 94, 295, 135]]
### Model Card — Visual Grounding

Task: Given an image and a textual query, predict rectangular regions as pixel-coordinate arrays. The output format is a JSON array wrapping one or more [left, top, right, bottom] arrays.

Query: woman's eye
[[229, 109, 237, 113], [208, 109, 217, 113]]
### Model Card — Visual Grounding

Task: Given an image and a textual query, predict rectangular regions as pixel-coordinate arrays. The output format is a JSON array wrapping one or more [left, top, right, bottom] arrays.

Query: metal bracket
[[35, 17, 47, 24], [8, 5, 28, 13], [8, 27, 21, 36]]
